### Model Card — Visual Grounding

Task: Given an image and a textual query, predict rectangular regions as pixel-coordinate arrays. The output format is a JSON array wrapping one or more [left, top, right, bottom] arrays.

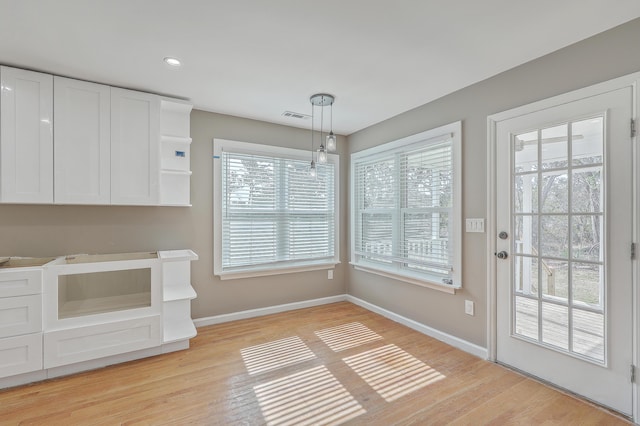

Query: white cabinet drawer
[[44, 315, 161, 368], [0, 333, 43, 378], [0, 294, 42, 338], [0, 269, 42, 297]]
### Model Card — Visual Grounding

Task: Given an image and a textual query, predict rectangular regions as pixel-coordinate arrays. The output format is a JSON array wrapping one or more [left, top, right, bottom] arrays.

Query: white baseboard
[[346, 295, 488, 359], [193, 295, 348, 327], [193, 293, 487, 360]]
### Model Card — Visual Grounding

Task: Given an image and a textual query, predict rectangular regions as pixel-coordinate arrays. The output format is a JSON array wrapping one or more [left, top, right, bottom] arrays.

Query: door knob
[[495, 251, 508, 259]]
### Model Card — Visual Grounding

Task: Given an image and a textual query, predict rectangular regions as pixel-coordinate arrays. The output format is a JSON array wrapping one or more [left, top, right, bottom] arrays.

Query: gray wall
[[346, 18, 640, 347], [189, 111, 348, 318], [0, 111, 348, 320]]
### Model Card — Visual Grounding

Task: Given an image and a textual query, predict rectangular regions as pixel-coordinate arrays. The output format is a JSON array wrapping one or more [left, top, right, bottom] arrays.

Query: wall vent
[[282, 111, 311, 120]]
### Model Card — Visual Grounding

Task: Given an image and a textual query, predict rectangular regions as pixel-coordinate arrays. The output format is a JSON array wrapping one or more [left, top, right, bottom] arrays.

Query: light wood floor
[[0, 302, 629, 425]]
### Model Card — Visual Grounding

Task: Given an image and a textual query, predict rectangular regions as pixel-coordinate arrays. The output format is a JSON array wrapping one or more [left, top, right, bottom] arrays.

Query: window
[[213, 139, 339, 279], [350, 122, 461, 291]]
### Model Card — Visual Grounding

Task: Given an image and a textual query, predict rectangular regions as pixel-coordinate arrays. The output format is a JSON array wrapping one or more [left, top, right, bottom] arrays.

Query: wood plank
[[0, 302, 629, 425]]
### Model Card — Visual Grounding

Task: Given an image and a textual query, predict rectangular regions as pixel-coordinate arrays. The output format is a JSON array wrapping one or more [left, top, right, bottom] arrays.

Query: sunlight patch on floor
[[253, 365, 366, 426], [343, 344, 445, 402], [241, 336, 316, 375], [314, 322, 383, 352]]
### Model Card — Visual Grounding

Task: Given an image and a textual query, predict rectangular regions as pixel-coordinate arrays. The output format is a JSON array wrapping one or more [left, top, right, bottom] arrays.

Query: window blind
[[221, 151, 335, 271], [353, 137, 453, 278]]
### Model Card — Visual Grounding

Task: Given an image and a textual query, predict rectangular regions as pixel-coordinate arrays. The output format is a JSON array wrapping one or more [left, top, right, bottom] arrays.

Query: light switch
[[465, 218, 485, 233]]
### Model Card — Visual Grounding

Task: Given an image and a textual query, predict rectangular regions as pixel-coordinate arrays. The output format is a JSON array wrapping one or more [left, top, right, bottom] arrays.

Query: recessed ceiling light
[[164, 57, 181, 67]]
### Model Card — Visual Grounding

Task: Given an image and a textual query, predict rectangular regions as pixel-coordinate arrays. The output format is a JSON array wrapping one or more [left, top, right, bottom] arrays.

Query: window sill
[[216, 261, 340, 281], [351, 263, 460, 294]]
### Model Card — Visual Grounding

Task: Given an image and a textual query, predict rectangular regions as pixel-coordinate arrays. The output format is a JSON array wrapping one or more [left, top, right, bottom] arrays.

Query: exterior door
[[495, 86, 633, 415]]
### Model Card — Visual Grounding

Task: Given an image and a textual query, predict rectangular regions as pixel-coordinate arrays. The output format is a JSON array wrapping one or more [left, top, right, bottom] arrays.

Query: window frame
[[213, 138, 340, 280], [350, 121, 462, 293]]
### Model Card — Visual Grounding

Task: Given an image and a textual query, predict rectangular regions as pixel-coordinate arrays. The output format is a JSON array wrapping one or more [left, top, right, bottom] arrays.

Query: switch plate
[[328, 270, 334, 280], [465, 218, 485, 233], [465, 300, 475, 316]]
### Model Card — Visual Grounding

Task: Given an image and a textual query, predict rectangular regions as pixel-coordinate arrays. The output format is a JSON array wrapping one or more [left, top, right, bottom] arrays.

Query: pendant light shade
[[326, 132, 336, 152], [309, 93, 336, 174]]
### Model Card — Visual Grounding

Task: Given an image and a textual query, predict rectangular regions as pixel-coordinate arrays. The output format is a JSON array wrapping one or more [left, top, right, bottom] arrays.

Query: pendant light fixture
[[309, 93, 335, 175]]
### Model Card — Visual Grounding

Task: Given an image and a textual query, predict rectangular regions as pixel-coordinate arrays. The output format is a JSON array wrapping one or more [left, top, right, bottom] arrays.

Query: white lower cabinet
[[44, 315, 161, 368], [0, 333, 43, 378], [0, 250, 197, 387]]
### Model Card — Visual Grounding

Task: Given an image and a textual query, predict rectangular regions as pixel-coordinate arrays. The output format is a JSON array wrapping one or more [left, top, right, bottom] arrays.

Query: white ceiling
[[1, 1, 639, 135]]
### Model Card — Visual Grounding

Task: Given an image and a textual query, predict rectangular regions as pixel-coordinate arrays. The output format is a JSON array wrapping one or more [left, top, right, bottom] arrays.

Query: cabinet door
[[110, 88, 159, 205], [0, 333, 43, 378], [54, 76, 111, 204], [0, 66, 53, 203]]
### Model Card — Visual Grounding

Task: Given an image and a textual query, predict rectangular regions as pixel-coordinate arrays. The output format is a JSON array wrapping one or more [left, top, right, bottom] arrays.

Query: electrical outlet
[[328, 270, 334, 280], [465, 300, 474, 316]]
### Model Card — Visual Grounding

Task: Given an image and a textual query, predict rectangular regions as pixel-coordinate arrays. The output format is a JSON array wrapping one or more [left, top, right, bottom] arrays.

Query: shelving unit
[[0, 249, 198, 388], [158, 250, 198, 343], [159, 99, 193, 206]]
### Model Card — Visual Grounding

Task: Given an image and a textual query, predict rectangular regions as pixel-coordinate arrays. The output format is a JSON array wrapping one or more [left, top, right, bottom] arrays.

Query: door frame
[[486, 71, 639, 420]]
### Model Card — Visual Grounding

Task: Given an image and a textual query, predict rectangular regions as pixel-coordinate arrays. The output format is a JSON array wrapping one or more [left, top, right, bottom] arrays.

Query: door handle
[[495, 251, 508, 259]]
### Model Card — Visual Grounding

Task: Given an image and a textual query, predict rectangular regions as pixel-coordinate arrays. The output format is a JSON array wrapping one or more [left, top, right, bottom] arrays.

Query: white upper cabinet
[[54, 77, 111, 204], [0, 66, 53, 203], [110, 88, 160, 205], [0, 66, 190, 206]]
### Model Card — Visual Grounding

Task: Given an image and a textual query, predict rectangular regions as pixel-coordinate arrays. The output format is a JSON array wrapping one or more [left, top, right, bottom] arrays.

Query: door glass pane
[[541, 171, 568, 213], [515, 296, 538, 340], [571, 216, 602, 262], [541, 124, 568, 169], [541, 259, 568, 303], [572, 263, 603, 308], [514, 215, 537, 255], [540, 215, 568, 259], [572, 168, 602, 213], [510, 117, 607, 365], [514, 256, 538, 296], [542, 302, 569, 350], [514, 131, 538, 173], [514, 174, 538, 213], [572, 309, 604, 362], [572, 117, 603, 166]]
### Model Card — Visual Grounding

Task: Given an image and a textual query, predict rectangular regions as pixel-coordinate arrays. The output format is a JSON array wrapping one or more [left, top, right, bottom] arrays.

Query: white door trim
[[487, 71, 640, 421]]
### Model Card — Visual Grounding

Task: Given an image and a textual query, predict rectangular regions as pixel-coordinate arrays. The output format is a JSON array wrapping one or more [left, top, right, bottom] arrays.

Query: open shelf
[[163, 318, 196, 344], [59, 292, 151, 319], [163, 286, 197, 303]]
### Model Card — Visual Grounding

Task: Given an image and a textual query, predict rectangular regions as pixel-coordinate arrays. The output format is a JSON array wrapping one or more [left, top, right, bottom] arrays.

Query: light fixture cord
[[320, 97, 324, 146], [310, 100, 314, 161]]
